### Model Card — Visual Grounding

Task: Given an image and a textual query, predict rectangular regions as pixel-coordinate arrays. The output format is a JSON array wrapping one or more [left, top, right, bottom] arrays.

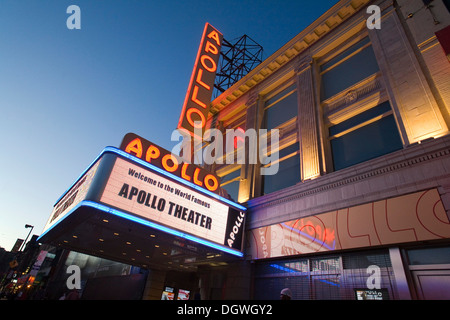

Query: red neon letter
[[191, 86, 207, 108], [145, 145, 160, 163], [207, 30, 221, 46], [234, 127, 245, 149], [193, 168, 203, 186], [196, 69, 210, 90], [186, 108, 206, 129], [181, 163, 191, 181], [200, 55, 217, 73], [204, 41, 218, 55], [125, 138, 143, 158], [204, 174, 219, 192], [162, 154, 179, 172]]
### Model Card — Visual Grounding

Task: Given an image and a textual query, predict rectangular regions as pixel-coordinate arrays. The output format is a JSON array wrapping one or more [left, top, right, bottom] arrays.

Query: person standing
[[280, 288, 292, 300]]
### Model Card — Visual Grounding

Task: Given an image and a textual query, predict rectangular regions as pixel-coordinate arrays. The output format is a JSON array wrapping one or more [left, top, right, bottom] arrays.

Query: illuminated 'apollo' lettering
[[120, 133, 220, 193], [177, 23, 223, 139]]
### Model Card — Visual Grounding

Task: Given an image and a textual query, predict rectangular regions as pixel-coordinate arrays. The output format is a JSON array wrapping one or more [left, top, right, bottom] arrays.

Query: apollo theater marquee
[[38, 23, 247, 269]]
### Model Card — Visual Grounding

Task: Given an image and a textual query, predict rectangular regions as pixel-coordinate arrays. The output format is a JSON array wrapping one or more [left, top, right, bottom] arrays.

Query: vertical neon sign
[[177, 23, 223, 139]]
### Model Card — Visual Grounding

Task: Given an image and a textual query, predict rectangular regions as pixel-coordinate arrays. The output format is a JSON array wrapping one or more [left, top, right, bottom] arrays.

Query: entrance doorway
[[161, 270, 199, 300], [406, 246, 450, 300], [411, 268, 450, 300]]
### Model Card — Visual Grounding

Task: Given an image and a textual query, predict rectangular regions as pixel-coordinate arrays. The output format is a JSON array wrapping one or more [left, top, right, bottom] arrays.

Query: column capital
[[245, 91, 259, 107], [294, 54, 313, 74]]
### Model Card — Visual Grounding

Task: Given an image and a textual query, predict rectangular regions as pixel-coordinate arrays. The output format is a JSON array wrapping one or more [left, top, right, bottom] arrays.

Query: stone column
[[369, 5, 448, 144], [223, 261, 252, 300], [141, 269, 166, 300], [240, 93, 261, 201], [389, 247, 412, 300], [296, 55, 321, 181]]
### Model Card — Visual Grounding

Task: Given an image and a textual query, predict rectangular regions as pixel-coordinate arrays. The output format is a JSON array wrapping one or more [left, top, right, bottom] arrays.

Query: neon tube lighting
[[39, 200, 243, 257], [54, 147, 246, 212], [82, 201, 243, 257]]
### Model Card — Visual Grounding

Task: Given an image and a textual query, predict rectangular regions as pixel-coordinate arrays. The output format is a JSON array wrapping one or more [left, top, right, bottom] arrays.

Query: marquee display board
[[100, 154, 245, 252], [39, 145, 246, 259], [41, 159, 101, 235]]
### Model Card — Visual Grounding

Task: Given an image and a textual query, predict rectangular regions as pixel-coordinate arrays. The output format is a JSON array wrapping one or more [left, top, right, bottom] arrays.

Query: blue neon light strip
[[270, 263, 298, 273], [38, 202, 84, 242], [38, 200, 244, 257], [316, 279, 340, 287], [269, 264, 340, 287], [81, 200, 243, 257], [53, 152, 105, 205], [54, 146, 246, 212]]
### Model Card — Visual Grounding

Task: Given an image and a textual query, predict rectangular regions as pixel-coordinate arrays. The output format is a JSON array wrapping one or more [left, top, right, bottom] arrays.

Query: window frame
[[217, 164, 241, 202], [259, 80, 301, 195], [327, 100, 404, 171], [318, 35, 380, 101], [314, 28, 406, 173]]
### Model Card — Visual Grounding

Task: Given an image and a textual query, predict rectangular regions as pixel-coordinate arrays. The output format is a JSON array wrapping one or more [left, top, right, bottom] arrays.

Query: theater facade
[[37, 0, 450, 300], [207, 0, 450, 300]]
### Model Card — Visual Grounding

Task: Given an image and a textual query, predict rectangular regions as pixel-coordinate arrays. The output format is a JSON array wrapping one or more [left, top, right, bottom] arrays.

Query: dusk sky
[[0, 0, 337, 251]]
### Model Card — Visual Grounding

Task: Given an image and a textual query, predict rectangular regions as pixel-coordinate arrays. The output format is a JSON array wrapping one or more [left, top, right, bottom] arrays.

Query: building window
[[210, 112, 246, 202], [253, 250, 398, 300], [264, 84, 298, 129], [262, 142, 300, 195], [329, 101, 403, 171], [320, 37, 379, 101], [219, 166, 241, 202], [407, 246, 450, 265], [261, 83, 300, 194]]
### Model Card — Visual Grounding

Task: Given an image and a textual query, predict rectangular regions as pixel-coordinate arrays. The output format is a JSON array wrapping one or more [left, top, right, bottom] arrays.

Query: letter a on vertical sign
[[177, 23, 223, 140]]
